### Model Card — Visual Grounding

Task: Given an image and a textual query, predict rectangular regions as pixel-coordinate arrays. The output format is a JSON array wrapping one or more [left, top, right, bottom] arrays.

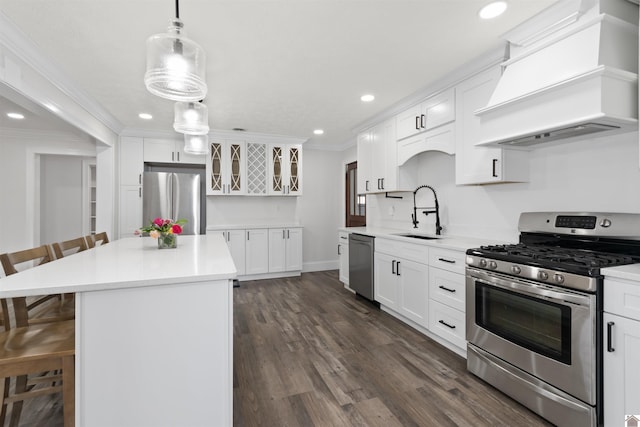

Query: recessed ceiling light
[[313, 129, 324, 135], [479, 1, 507, 19], [139, 113, 153, 120], [7, 112, 25, 119], [360, 94, 375, 102]]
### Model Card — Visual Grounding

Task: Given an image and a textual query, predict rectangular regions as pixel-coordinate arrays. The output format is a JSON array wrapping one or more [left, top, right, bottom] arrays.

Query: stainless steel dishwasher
[[348, 233, 375, 301]]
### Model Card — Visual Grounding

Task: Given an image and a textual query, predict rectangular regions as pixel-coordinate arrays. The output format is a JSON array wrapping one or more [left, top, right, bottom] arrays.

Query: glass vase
[[158, 232, 177, 249]]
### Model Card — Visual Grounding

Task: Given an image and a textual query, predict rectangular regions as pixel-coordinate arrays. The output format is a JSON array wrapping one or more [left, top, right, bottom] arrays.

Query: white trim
[[302, 260, 338, 273], [0, 12, 123, 133], [237, 271, 301, 282]]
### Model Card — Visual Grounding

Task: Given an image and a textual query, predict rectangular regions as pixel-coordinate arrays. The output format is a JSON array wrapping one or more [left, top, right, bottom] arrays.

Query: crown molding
[[121, 126, 309, 145], [0, 12, 124, 134], [351, 46, 507, 134]]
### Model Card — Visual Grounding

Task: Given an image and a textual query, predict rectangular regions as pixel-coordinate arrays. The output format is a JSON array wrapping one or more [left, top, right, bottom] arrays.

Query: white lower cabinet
[[269, 228, 302, 272], [603, 276, 640, 426], [245, 229, 269, 275], [338, 232, 349, 286], [374, 238, 429, 327], [208, 226, 302, 279], [220, 230, 246, 276], [119, 186, 142, 238]]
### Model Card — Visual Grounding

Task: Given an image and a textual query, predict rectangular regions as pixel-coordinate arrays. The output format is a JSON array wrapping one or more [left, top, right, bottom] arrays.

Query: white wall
[[366, 131, 640, 243], [39, 155, 86, 245], [0, 128, 96, 254], [206, 147, 343, 271]]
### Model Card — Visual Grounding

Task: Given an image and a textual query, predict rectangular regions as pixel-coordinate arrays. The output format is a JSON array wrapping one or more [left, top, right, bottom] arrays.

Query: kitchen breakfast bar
[[0, 235, 236, 427]]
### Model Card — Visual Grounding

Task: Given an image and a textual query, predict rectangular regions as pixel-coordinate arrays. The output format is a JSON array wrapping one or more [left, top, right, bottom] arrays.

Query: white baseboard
[[302, 260, 338, 272], [237, 271, 300, 281]]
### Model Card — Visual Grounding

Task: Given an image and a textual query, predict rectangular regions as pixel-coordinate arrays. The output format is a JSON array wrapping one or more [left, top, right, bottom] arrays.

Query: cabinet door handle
[[287, 230, 290, 239], [139, 174, 142, 184], [380, 178, 384, 190], [226, 231, 230, 242], [438, 258, 456, 264], [172, 152, 175, 162], [338, 244, 341, 255], [420, 114, 425, 129], [177, 152, 180, 162], [396, 261, 400, 276], [392, 260, 396, 275], [247, 231, 250, 241], [365, 180, 369, 192], [492, 158, 498, 178], [438, 285, 456, 293], [283, 230, 286, 239], [415, 116, 420, 130], [607, 321, 615, 352], [438, 320, 456, 329], [139, 187, 142, 198]]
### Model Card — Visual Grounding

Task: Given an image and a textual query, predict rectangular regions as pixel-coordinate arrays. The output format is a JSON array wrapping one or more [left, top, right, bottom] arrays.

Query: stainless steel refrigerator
[[143, 172, 201, 235]]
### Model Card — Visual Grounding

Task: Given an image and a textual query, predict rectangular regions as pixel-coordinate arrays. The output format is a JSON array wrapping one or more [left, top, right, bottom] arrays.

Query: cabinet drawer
[[604, 278, 640, 321], [429, 248, 465, 274], [376, 238, 428, 264], [429, 299, 466, 350], [429, 268, 465, 311]]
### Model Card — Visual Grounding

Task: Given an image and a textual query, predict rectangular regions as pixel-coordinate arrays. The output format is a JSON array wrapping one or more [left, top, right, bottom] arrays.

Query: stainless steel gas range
[[465, 212, 640, 427]]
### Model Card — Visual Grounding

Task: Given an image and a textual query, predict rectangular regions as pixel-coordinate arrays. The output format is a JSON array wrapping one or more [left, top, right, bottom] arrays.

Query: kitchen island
[[0, 235, 236, 427]]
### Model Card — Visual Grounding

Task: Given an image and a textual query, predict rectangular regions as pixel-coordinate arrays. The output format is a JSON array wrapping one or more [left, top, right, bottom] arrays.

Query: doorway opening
[[345, 161, 366, 227]]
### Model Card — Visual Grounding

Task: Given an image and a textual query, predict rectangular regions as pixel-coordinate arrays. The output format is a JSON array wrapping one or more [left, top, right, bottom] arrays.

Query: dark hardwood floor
[[234, 271, 554, 427], [16, 270, 553, 426]]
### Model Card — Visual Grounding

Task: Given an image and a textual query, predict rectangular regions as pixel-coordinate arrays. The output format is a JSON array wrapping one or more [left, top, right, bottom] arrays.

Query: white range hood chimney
[[475, 0, 638, 148]]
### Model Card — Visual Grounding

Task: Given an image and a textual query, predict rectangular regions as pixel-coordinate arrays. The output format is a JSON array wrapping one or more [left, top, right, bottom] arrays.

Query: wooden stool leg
[[9, 375, 27, 427], [62, 355, 75, 427], [0, 377, 9, 426]]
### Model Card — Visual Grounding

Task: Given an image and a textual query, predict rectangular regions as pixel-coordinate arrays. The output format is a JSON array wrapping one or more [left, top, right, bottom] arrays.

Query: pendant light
[[174, 101, 209, 134], [144, 0, 207, 101], [183, 134, 209, 155]]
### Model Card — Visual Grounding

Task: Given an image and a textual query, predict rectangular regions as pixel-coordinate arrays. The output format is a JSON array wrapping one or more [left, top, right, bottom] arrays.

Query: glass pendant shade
[[174, 101, 210, 134], [183, 134, 208, 155], [144, 19, 207, 101]]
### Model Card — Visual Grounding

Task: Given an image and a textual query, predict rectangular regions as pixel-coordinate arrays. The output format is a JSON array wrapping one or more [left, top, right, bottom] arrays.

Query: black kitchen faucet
[[412, 185, 442, 235]]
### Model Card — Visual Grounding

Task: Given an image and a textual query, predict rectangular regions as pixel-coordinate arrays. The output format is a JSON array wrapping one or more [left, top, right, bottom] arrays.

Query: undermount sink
[[393, 233, 440, 240]]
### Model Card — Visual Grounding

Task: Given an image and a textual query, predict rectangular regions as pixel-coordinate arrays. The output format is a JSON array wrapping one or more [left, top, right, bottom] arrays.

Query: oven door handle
[[467, 268, 593, 307]]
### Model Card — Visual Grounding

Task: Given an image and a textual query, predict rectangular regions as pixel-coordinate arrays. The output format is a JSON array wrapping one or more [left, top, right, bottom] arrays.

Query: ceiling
[[0, 0, 556, 149]]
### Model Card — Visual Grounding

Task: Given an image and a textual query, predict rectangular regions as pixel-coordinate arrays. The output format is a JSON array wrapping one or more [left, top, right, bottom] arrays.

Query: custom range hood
[[476, 0, 639, 148]]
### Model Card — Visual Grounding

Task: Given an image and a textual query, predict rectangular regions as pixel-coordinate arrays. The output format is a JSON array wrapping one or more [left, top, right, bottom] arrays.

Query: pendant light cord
[[175, 0, 180, 19]]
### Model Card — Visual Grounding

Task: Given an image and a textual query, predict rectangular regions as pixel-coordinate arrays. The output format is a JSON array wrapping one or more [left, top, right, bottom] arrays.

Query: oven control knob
[[479, 259, 487, 268], [538, 271, 549, 281], [600, 218, 612, 228], [554, 274, 565, 284], [511, 265, 521, 274], [489, 261, 497, 269]]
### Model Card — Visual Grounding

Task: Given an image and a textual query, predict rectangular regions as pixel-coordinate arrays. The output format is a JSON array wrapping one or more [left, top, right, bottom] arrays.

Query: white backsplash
[[367, 131, 640, 243]]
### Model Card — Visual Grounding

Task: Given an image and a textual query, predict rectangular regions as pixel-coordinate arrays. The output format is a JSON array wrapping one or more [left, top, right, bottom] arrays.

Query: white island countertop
[[0, 234, 237, 298]]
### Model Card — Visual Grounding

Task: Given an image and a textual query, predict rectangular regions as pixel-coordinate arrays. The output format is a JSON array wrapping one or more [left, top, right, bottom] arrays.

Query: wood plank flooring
[[234, 271, 554, 427], [17, 270, 553, 426]]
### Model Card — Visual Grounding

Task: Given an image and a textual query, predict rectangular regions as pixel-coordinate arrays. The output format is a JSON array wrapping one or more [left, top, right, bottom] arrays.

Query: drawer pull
[[438, 258, 456, 264], [438, 285, 456, 293], [607, 321, 615, 352], [438, 320, 456, 329]]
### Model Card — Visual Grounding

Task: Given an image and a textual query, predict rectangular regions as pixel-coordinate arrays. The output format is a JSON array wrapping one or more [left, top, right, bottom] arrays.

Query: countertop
[[338, 226, 509, 252], [207, 223, 302, 231], [603, 264, 640, 283], [0, 235, 237, 298]]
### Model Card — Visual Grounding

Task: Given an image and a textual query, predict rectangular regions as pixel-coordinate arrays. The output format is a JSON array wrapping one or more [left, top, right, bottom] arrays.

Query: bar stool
[[52, 237, 88, 259], [85, 232, 109, 249]]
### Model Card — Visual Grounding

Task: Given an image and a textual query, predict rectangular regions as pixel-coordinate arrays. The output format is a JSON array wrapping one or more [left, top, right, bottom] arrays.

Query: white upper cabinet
[[267, 144, 302, 196], [246, 142, 268, 196], [120, 137, 144, 186], [143, 138, 206, 165], [455, 66, 529, 185], [357, 118, 416, 194], [206, 140, 247, 195], [396, 88, 455, 141]]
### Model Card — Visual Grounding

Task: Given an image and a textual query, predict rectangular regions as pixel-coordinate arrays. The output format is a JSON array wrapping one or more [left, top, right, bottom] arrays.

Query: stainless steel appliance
[[466, 212, 640, 427], [143, 172, 202, 235], [349, 233, 375, 301]]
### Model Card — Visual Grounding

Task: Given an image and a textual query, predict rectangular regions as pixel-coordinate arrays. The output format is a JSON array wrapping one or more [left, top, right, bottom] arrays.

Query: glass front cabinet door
[[268, 144, 302, 196], [206, 140, 247, 195]]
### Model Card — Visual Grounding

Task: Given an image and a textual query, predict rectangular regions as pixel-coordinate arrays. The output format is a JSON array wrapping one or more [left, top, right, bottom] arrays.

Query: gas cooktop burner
[[470, 243, 637, 276]]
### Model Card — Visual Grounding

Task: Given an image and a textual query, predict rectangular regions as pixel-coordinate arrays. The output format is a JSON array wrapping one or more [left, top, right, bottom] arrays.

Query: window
[[346, 162, 366, 227]]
